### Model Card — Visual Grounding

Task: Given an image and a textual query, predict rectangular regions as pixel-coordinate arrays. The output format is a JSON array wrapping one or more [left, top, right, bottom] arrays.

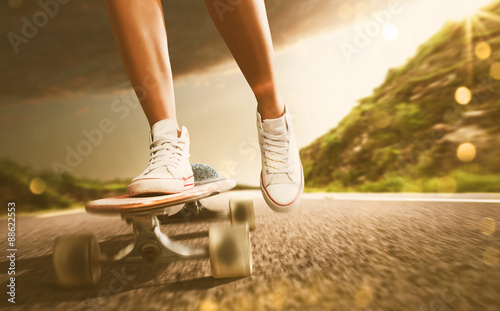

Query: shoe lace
[[261, 132, 293, 174], [145, 138, 185, 174]]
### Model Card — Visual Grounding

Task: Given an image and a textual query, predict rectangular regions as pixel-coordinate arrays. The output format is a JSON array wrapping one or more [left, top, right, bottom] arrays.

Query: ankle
[[150, 118, 181, 137], [257, 97, 285, 120], [150, 118, 179, 128]]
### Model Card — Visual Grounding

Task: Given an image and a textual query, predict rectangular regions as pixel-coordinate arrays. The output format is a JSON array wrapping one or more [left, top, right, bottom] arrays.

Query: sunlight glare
[[442, 0, 492, 21], [382, 24, 399, 41]]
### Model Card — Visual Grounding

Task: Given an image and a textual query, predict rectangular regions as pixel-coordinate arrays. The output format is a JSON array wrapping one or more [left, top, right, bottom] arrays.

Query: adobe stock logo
[[7, 0, 72, 54], [212, 0, 243, 21], [339, 0, 403, 63]]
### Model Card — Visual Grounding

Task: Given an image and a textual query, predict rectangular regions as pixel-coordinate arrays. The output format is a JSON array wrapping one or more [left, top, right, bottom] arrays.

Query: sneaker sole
[[128, 175, 194, 196], [260, 169, 304, 213]]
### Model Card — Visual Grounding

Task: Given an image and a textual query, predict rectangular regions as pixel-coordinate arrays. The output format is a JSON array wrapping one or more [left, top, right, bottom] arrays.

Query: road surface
[[1, 191, 499, 310]]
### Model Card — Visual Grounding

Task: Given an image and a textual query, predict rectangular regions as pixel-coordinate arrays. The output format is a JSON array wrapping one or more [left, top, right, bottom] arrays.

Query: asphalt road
[[0, 191, 499, 311]]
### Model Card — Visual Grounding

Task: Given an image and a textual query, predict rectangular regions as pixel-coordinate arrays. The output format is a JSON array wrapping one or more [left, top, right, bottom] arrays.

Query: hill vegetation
[[0, 158, 128, 214], [300, 2, 500, 192]]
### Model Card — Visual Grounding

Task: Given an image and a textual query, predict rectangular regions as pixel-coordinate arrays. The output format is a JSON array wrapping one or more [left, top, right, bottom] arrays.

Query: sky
[[0, 0, 495, 185]]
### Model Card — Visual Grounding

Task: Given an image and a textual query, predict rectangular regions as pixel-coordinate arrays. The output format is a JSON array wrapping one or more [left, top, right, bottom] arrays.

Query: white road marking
[[33, 208, 86, 218], [24, 192, 500, 219], [324, 196, 500, 203]]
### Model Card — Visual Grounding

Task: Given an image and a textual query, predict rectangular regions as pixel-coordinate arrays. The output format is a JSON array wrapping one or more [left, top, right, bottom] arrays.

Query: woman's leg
[[204, 0, 303, 212], [104, 0, 177, 128], [203, 0, 284, 120], [105, 0, 193, 195]]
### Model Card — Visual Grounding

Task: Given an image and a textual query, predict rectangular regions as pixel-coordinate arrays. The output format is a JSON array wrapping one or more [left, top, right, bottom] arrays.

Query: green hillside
[[301, 2, 500, 192], [0, 158, 128, 214]]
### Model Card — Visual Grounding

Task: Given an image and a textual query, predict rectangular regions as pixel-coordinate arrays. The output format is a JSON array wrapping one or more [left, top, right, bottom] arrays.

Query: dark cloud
[[0, 0, 397, 104]]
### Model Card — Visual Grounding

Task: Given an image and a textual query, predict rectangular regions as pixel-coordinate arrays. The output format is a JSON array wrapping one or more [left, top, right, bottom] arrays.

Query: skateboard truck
[[104, 213, 209, 264], [52, 164, 255, 287], [157, 200, 229, 224]]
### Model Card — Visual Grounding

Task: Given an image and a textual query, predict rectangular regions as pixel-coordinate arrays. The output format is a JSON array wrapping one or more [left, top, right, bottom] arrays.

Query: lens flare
[[456, 142, 476, 162], [402, 180, 423, 193], [483, 247, 499, 266], [454, 87, 472, 105], [270, 292, 286, 309], [479, 217, 496, 235], [338, 3, 353, 20], [373, 111, 391, 128], [382, 24, 399, 41], [30, 178, 46, 195], [354, 286, 373, 308], [354, 1, 368, 17], [437, 176, 457, 196], [199, 297, 218, 311], [231, 296, 251, 310], [490, 62, 500, 80], [475, 42, 491, 59], [9, 0, 23, 9]]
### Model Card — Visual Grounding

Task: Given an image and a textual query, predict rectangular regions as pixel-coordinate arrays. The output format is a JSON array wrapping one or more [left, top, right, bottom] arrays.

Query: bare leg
[[204, 0, 284, 119], [104, 0, 177, 128]]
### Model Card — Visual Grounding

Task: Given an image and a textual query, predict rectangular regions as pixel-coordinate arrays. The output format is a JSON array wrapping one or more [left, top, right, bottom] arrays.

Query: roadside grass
[[305, 171, 500, 193]]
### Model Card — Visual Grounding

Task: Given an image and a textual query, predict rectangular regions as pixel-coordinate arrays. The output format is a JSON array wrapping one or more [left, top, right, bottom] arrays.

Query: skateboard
[[52, 164, 255, 287]]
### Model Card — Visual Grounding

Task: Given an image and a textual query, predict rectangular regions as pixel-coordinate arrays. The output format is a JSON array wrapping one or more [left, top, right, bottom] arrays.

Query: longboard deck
[[85, 179, 236, 215]]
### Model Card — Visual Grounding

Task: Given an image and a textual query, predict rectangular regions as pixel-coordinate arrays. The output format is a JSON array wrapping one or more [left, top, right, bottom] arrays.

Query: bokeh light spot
[[490, 62, 500, 80], [437, 176, 457, 196], [9, 0, 23, 9], [30, 178, 46, 195], [199, 297, 218, 311], [231, 296, 251, 310], [338, 3, 353, 20], [456, 142, 476, 162], [475, 42, 491, 59], [354, 1, 368, 17], [354, 286, 373, 308], [479, 217, 496, 235], [382, 24, 399, 41], [373, 111, 391, 128], [454, 86, 472, 105], [483, 247, 499, 266], [270, 292, 286, 309], [402, 180, 423, 193]]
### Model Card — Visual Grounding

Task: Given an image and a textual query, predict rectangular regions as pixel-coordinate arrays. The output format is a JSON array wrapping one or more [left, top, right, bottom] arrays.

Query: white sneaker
[[257, 108, 304, 212], [128, 119, 194, 196]]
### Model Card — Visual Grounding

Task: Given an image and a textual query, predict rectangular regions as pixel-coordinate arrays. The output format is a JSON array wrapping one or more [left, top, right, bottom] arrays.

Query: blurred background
[[1, 0, 500, 212]]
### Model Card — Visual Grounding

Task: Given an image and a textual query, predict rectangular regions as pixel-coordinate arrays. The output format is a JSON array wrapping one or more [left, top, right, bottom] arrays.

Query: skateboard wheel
[[229, 199, 255, 231], [53, 234, 101, 287], [209, 223, 252, 278]]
